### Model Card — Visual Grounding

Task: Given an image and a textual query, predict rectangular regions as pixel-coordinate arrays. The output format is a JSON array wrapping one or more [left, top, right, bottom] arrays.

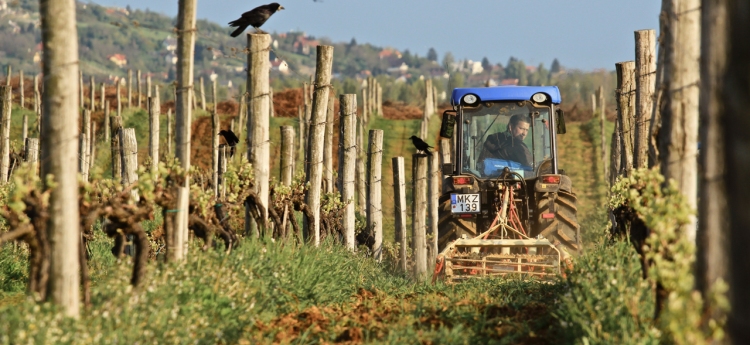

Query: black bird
[[228, 3, 285, 37], [219, 129, 240, 157], [409, 135, 433, 153]]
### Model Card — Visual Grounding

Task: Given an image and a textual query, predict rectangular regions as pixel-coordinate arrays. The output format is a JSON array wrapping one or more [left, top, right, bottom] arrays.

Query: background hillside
[[0, 0, 617, 118]]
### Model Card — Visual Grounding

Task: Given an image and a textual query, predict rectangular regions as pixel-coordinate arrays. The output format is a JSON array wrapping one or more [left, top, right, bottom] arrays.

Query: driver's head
[[507, 114, 531, 140]]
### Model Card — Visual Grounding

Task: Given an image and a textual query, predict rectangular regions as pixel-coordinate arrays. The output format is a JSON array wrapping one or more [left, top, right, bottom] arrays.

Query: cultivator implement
[[434, 180, 563, 283]]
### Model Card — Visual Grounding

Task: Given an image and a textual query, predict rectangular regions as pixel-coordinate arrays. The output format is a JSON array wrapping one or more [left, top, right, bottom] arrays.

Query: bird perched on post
[[218, 129, 240, 157], [409, 135, 433, 154], [228, 3, 285, 37]]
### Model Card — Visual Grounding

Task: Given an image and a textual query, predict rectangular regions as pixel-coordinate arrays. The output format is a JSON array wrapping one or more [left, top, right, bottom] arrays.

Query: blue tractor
[[435, 85, 579, 281]]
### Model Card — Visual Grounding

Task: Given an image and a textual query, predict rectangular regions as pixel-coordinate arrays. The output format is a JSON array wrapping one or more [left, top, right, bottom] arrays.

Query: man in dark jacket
[[478, 114, 533, 167]]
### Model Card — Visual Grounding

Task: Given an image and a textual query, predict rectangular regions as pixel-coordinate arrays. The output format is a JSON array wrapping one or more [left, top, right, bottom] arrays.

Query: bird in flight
[[218, 129, 240, 157], [409, 135, 433, 154], [228, 3, 284, 37]]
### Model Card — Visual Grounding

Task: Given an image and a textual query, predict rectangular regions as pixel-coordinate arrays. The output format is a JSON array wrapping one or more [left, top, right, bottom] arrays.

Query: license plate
[[451, 194, 480, 213]]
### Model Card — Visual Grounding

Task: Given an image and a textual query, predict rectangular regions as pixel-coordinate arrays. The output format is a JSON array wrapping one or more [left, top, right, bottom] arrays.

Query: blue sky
[[89, 0, 661, 71]]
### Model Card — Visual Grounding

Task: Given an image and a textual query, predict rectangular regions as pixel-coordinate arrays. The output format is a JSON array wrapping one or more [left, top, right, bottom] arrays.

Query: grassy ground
[[0, 118, 662, 344]]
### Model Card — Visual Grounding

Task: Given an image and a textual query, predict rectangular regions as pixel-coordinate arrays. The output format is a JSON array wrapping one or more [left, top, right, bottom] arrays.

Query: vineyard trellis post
[[88, 76, 94, 112], [166, 108, 172, 157], [392, 156, 407, 271], [297, 105, 305, 166], [270, 87, 275, 118], [609, 120, 621, 186], [19, 70, 24, 109], [428, 151, 440, 268], [148, 90, 160, 175], [79, 70, 84, 109], [356, 120, 366, 216], [413, 153, 428, 278], [697, 0, 728, 317], [110, 115, 122, 180], [99, 82, 104, 113], [119, 128, 139, 201], [40, 0, 81, 316], [598, 86, 607, 179], [200, 77, 206, 111], [246, 33, 272, 238], [657, 0, 700, 243], [20, 73, 27, 146], [280, 126, 294, 186], [34, 75, 40, 132], [324, 91, 334, 194], [104, 100, 111, 142], [0, 85, 10, 183], [89, 123, 96, 171], [79, 109, 91, 181], [116, 79, 122, 117], [338, 94, 357, 250], [615, 61, 636, 176], [136, 70, 142, 109], [367, 129, 383, 260], [25, 137, 38, 176], [634, 29, 656, 169], [212, 78, 219, 197], [219, 146, 227, 199], [127, 69, 132, 108], [304, 45, 333, 246], [174, 0, 197, 258]]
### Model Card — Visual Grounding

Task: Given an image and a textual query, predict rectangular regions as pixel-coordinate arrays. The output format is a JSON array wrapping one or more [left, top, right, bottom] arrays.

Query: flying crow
[[219, 129, 240, 157], [409, 135, 433, 153], [228, 3, 284, 37]]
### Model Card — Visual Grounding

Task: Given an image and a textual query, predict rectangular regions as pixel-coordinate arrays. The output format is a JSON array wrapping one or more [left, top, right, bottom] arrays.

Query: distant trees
[[551, 58, 561, 74], [442, 52, 455, 72], [427, 48, 438, 62], [481, 57, 492, 72]]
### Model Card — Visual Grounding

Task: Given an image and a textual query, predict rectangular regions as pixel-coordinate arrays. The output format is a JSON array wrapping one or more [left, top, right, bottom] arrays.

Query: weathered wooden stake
[[615, 61, 636, 176], [136, 70, 142, 109], [338, 94, 357, 250], [89, 123, 96, 171], [4, 66, 9, 86], [104, 101, 110, 142], [367, 129, 383, 260], [413, 154, 428, 277], [298, 105, 306, 165], [425, 79, 434, 119], [25, 138, 38, 176], [19, 70, 24, 109], [110, 116, 123, 180], [634, 29, 656, 169], [392, 156, 407, 271], [166, 108, 172, 157], [280, 126, 295, 186], [148, 90, 160, 174], [200, 77, 206, 111], [79, 70, 84, 109], [212, 107, 220, 196], [79, 110, 91, 181], [324, 90, 334, 193], [246, 33, 272, 237], [303, 45, 334, 246], [0, 86, 10, 183], [119, 128, 139, 188], [127, 69, 132, 108], [599, 86, 607, 179], [270, 87, 275, 118], [212, 77, 218, 113], [609, 121, 622, 186], [99, 82, 104, 112], [428, 151, 440, 267], [116, 79, 122, 117], [356, 120, 366, 216]]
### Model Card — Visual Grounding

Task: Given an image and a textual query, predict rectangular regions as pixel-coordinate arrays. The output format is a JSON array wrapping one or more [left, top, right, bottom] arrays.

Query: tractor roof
[[451, 86, 562, 105]]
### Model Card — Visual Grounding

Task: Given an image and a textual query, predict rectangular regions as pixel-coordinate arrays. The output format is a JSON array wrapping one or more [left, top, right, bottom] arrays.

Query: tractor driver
[[478, 114, 533, 167]]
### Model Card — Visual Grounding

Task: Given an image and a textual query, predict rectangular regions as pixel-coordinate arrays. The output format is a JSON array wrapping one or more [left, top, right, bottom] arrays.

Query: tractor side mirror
[[439, 110, 457, 138], [556, 109, 567, 134]]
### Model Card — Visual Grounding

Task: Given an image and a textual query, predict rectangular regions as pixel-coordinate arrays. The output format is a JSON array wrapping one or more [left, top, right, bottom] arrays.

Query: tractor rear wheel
[[437, 198, 478, 251], [534, 190, 580, 257]]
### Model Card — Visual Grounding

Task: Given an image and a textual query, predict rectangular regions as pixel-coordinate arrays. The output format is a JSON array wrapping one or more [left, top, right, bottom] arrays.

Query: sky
[[89, 0, 661, 71]]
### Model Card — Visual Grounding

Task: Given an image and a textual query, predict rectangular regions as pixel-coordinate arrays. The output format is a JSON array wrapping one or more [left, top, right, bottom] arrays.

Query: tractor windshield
[[461, 101, 552, 178]]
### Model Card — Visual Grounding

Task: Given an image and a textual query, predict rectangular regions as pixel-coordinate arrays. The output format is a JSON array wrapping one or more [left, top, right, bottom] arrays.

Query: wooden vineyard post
[[280, 126, 295, 186], [34, 75, 40, 134], [110, 116, 123, 180], [338, 94, 357, 250], [166, 109, 172, 158], [104, 100, 110, 142], [200, 77, 206, 111], [25, 138, 38, 176], [361, 87, 368, 124], [136, 70, 141, 109], [303, 45, 334, 246], [99, 82, 105, 112], [218, 146, 227, 199], [658, 0, 700, 242], [599, 86, 607, 179], [591, 94, 596, 117], [0, 86, 10, 183], [116, 79, 122, 117], [146, 76, 151, 101], [119, 128, 139, 194], [356, 121, 366, 216], [377, 84, 382, 117], [324, 91, 334, 194], [609, 121, 622, 186], [634, 29, 656, 169], [79, 70, 84, 109], [246, 33, 271, 238], [4, 66, 8, 86], [212, 108, 219, 196], [212, 77, 217, 113], [428, 151, 440, 267], [127, 69, 132, 108], [173, 0, 197, 259], [367, 129, 383, 260], [696, 0, 729, 312], [40, 0, 81, 315], [297, 105, 305, 165], [425, 78, 434, 119], [148, 91, 160, 175], [19, 70, 24, 109], [392, 156, 407, 271], [89, 123, 96, 171], [79, 109, 91, 181], [88, 76, 94, 111], [270, 87, 275, 118], [615, 61, 636, 176], [413, 154, 428, 278]]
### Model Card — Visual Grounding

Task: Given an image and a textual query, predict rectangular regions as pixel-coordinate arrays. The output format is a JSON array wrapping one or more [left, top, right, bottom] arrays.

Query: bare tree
[[39, 0, 80, 317]]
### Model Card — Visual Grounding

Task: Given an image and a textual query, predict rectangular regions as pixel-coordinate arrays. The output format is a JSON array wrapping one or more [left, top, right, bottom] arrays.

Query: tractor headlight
[[532, 93, 548, 103], [463, 94, 478, 105]]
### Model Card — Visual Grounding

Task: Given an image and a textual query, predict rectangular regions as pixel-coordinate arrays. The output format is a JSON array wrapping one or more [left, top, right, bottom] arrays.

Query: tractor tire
[[437, 198, 478, 251], [534, 190, 580, 257]]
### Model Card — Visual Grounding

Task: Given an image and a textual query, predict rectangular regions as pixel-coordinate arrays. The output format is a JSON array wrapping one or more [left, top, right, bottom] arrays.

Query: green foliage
[[609, 168, 727, 344]]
